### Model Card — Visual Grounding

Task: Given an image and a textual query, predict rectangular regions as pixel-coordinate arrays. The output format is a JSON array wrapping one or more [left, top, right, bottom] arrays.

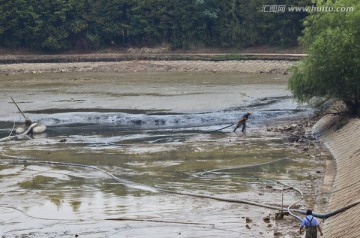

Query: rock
[[277, 126, 285, 131], [284, 125, 294, 131], [293, 142, 301, 147], [246, 224, 251, 229], [289, 135, 300, 142], [275, 212, 284, 220], [263, 216, 271, 223]]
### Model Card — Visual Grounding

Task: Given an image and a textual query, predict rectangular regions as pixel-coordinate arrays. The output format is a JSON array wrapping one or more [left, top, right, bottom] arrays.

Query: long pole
[[11, 97, 27, 119]]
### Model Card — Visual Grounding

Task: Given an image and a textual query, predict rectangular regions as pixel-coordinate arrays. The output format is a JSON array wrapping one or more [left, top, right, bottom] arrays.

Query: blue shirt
[[301, 215, 320, 227], [242, 113, 251, 120]]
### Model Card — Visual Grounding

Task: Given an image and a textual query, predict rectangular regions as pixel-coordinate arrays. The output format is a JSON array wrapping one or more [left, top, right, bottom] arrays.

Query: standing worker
[[233, 112, 252, 132], [300, 209, 323, 237]]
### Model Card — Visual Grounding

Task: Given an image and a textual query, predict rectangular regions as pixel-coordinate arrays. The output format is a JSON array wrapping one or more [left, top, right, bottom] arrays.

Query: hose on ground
[[208, 123, 235, 133], [1, 154, 358, 221], [0, 123, 38, 142]]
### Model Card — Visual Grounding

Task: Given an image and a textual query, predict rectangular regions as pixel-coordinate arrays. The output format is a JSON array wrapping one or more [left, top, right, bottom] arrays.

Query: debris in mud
[[274, 230, 284, 236], [266, 117, 321, 156], [275, 212, 285, 220], [263, 216, 271, 223]]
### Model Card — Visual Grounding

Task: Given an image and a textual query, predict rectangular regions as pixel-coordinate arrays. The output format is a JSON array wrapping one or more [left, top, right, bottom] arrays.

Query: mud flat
[[0, 59, 329, 238], [313, 115, 360, 238]]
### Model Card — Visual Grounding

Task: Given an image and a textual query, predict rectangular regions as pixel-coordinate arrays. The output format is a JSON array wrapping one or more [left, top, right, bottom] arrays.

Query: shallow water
[[0, 72, 320, 237]]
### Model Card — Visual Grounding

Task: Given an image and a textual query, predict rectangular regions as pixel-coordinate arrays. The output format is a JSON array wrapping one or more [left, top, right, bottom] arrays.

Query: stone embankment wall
[[313, 115, 360, 237]]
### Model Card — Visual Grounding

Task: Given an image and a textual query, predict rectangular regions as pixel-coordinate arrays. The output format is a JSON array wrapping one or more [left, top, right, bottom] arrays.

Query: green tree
[[289, 0, 360, 114], [0, 0, 313, 51], [0, 0, 38, 48], [31, 0, 96, 51], [238, 0, 310, 47]]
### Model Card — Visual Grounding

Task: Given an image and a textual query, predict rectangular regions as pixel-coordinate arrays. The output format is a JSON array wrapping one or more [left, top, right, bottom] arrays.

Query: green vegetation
[[0, 0, 310, 51], [289, 0, 360, 114]]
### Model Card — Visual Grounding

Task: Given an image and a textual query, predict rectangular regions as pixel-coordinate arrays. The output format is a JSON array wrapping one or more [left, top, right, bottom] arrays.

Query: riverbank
[[0, 59, 297, 75], [313, 114, 360, 237], [0, 53, 306, 64]]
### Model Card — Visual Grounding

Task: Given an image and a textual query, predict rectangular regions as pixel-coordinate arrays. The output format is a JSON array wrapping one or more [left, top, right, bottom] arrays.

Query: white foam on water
[[0, 108, 309, 129]]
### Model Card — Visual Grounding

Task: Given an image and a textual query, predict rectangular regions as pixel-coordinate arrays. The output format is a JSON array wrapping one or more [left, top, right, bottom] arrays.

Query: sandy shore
[[0, 59, 296, 75]]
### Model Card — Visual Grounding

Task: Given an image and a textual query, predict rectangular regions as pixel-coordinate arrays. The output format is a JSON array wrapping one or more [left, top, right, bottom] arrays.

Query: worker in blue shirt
[[300, 210, 323, 237], [233, 112, 252, 132]]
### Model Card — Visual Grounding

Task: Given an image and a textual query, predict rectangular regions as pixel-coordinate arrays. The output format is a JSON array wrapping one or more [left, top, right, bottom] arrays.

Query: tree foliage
[[0, 0, 310, 51], [289, 0, 360, 114]]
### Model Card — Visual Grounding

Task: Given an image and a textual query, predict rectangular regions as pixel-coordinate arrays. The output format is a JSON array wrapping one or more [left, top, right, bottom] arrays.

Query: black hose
[[0, 123, 38, 142], [209, 123, 235, 133], [2, 154, 359, 221], [293, 200, 360, 219]]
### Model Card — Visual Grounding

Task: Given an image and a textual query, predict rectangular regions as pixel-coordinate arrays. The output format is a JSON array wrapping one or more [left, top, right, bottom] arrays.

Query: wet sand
[[0, 71, 291, 115]]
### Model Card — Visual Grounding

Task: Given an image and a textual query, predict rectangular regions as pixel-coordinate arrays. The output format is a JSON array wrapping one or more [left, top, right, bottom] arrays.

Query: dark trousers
[[234, 120, 246, 132]]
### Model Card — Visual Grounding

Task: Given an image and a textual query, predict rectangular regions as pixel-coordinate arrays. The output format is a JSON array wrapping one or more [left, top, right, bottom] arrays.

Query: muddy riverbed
[[0, 70, 329, 237]]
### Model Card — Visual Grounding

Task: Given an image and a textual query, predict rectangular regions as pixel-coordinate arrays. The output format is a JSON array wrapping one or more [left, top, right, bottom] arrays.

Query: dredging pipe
[[1, 155, 358, 221]]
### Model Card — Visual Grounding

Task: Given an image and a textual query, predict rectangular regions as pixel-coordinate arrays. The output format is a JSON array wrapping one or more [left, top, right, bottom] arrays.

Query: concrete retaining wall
[[313, 115, 360, 237]]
